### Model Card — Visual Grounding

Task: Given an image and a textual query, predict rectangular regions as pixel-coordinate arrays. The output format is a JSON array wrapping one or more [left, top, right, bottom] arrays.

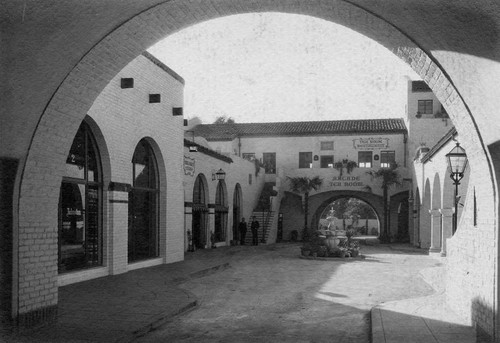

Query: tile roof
[[192, 119, 407, 141], [420, 126, 457, 163], [411, 80, 431, 92], [183, 139, 233, 163]]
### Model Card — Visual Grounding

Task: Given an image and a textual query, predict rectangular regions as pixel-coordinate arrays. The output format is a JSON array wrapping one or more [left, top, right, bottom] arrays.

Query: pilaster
[[429, 209, 442, 253], [439, 208, 454, 256], [108, 182, 131, 275]]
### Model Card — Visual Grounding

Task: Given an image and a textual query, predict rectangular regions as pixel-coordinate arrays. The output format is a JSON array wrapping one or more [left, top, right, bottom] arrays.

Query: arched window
[[214, 180, 228, 243], [128, 139, 159, 262], [232, 184, 242, 243], [192, 175, 208, 249], [58, 122, 102, 272]]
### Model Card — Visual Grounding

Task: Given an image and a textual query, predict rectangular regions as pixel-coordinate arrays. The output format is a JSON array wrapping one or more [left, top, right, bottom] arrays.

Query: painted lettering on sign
[[353, 137, 389, 150], [329, 176, 364, 187], [183, 156, 195, 176]]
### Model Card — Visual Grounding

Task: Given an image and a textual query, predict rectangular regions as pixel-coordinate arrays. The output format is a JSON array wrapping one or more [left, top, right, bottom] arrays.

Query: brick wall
[[87, 54, 185, 270], [0, 159, 18, 329]]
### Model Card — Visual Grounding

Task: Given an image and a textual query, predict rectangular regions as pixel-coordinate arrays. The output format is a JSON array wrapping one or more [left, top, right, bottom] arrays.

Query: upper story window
[[418, 100, 433, 114], [263, 152, 276, 174], [358, 151, 372, 168], [320, 155, 334, 168], [299, 152, 312, 169], [380, 151, 395, 168], [320, 141, 334, 150], [242, 153, 255, 161]]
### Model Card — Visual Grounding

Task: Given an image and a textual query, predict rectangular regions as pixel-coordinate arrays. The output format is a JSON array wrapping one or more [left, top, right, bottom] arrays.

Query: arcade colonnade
[[1, 0, 500, 340]]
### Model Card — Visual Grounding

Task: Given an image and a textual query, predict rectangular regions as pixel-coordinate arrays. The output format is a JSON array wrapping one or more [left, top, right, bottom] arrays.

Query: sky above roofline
[[149, 13, 420, 124]]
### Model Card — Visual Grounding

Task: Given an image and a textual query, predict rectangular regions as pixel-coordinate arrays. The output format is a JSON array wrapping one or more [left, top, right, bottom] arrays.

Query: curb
[[121, 262, 231, 342], [121, 300, 198, 343], [370, 307, 385, 343], [172, 262, 231, 284]]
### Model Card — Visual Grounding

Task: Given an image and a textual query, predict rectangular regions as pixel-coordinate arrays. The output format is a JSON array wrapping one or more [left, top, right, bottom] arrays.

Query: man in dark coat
[[251, 216, 260, 246], [239, 218, 247, 245]]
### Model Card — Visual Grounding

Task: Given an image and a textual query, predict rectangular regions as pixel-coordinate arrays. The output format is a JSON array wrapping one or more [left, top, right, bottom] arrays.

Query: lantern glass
[[215, 169, 226, 180], [446, 143, 468, 175]]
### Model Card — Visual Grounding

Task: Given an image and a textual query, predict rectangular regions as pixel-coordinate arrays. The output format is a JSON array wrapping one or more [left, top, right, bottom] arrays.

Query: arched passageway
[[2, 1, 500, 338], [192, 174, 209, 249], [317, 196, 380, 236], [420, 178, 432, 249], [389, 191, 410, 243], [214, 180, 228, 243], [232, 184, 243, 243], [310, 191, 384, 236], [429, 174, 442, 253]]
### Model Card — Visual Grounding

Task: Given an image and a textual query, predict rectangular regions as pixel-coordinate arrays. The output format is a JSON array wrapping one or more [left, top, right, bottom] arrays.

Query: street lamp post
[[445, 142, 468, 235]]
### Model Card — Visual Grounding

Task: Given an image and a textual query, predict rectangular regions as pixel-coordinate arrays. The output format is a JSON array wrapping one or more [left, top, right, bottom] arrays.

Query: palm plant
[[366, 163, 401, 242], [287, 176, 323, 241]]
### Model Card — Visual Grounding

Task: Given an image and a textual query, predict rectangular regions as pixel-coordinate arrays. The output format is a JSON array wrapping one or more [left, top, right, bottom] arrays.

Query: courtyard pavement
[[3, 243, 477, 342]]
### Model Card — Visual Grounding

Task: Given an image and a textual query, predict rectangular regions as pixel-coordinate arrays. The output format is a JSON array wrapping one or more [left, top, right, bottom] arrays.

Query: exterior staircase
[[244, 211, 275, 245]]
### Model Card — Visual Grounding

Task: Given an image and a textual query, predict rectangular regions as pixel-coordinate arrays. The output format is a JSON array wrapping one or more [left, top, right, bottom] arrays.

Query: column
[[413, 206, 419, 247], [208, 206, 215, 248], [429, 209, 442, 253], [439, 208, 454, 256], [408, 198, 415, 245], [108, 182, 131, 275]]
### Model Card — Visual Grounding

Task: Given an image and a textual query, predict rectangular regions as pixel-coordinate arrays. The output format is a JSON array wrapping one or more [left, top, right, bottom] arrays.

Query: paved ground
[[135, 243, 440, 343], [2, 243, 474, 343]]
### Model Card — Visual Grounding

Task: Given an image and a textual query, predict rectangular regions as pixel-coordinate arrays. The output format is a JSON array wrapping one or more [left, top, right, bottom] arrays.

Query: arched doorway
[[214, 180, 228, 244], [58, 122, 102, 273], [192, 174, 209, 249], [128, 139, 160, 262], [317, 197, 380, 236], [420, 178, 432, 248], [390, 191, 410, 243], [414, 187, 421, 246], [232, 184, 242, 244]]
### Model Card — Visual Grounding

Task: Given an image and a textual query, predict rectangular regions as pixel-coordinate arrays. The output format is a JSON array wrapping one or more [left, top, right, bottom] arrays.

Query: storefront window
[[128, 139, 159, 262], [59, 123, 102, 273]]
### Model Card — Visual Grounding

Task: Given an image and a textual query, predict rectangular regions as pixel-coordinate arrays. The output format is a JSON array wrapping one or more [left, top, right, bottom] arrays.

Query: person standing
[[239, 218, 247, 245], [251, 216, 260, 246]]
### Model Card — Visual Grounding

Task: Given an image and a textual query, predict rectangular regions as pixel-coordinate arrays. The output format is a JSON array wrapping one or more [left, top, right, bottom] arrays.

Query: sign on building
[[353, 137, 390, 150], [184, 156, 195, 176]]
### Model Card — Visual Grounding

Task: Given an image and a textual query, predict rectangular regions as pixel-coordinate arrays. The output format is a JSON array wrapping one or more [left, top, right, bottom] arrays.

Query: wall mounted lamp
[[445, 141, 468, 234], [212, 168, 226, 181]]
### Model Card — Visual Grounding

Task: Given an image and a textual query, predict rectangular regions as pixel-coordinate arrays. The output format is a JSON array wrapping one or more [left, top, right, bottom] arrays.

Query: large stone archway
[[2, 0, 500, 338], [310, 190, 384, 234]]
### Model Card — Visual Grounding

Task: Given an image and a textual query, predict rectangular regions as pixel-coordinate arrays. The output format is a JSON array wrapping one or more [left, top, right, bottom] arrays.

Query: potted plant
[[334, 159, 357, 176]]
